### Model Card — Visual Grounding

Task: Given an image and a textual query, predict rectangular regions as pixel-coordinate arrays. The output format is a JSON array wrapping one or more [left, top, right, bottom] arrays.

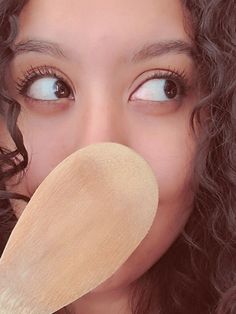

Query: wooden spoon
[[0, 142, 158, 314]]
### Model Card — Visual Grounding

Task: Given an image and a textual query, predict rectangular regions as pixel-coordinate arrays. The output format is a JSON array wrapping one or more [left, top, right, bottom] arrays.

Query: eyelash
[[131, 68, 189, 99], [16, 65, 189, 103], [16, 65, 73, 97]]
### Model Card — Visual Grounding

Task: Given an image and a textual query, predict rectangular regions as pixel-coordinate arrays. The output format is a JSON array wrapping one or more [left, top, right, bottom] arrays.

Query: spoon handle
[[0, 265, 34, 314]]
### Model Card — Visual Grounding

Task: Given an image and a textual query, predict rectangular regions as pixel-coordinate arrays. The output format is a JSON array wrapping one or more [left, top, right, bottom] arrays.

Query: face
[[4, 0, 197, 295]]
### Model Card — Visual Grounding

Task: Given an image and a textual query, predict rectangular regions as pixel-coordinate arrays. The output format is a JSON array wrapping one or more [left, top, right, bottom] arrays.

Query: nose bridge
[[78, 92, 126, 147]]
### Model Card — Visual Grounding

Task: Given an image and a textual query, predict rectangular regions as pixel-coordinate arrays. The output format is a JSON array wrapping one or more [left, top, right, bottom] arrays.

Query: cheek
[[17, 114, 77, 195], [23, 142, 73, 195], [129, 122, 196, 206], [147, 140, 194, 204]]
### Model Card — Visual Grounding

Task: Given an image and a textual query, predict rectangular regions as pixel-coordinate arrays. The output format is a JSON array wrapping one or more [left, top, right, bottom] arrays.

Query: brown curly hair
[[0, 0, 235, 313]]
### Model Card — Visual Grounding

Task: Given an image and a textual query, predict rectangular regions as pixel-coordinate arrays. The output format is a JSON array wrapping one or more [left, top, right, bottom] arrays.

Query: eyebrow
[[131, 40, 195, 62], [12, 40, 66, 58], [12, 39, 195, 62]]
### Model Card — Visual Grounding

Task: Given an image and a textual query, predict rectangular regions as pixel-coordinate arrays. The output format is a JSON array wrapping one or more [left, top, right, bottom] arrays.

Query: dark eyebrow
[[13, 39, 195, 62], [131, 40, 195, 63], [12, 39, 66, 58]]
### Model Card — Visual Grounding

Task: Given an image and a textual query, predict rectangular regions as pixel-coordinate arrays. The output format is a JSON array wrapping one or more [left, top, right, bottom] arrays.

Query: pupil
[[164, 80, 178, 99], [55, 80, 70, 98]]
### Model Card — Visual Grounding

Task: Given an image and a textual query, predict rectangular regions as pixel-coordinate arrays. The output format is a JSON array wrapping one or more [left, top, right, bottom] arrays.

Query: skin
[[3, 0, 198, 313]]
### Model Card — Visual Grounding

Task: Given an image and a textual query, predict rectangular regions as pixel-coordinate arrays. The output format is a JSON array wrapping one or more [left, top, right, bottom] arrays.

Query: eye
[[131, 78, 181, 102], [27, 77, 73, 101], [16, 65, 75, 104]]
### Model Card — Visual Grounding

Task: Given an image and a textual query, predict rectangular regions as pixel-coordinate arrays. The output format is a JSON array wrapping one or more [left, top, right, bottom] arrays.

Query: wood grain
[[0, 142, 158, 314]]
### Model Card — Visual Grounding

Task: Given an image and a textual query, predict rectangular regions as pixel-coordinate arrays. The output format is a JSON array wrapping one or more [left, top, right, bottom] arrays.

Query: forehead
[[15, 0, 193, 72], [18, 0, 190, 45]]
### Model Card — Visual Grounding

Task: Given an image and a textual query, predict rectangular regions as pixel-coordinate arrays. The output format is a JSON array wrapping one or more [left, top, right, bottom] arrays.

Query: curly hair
[[0, 0, 29, 254], [0, 1, 235, 314]]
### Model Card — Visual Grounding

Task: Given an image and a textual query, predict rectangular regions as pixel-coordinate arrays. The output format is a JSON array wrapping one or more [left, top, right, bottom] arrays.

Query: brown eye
[[164, 80, 178, 99], [26, 77, 73, 101], [131, 78, 181, 102], [55, 80, 71, 98]]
